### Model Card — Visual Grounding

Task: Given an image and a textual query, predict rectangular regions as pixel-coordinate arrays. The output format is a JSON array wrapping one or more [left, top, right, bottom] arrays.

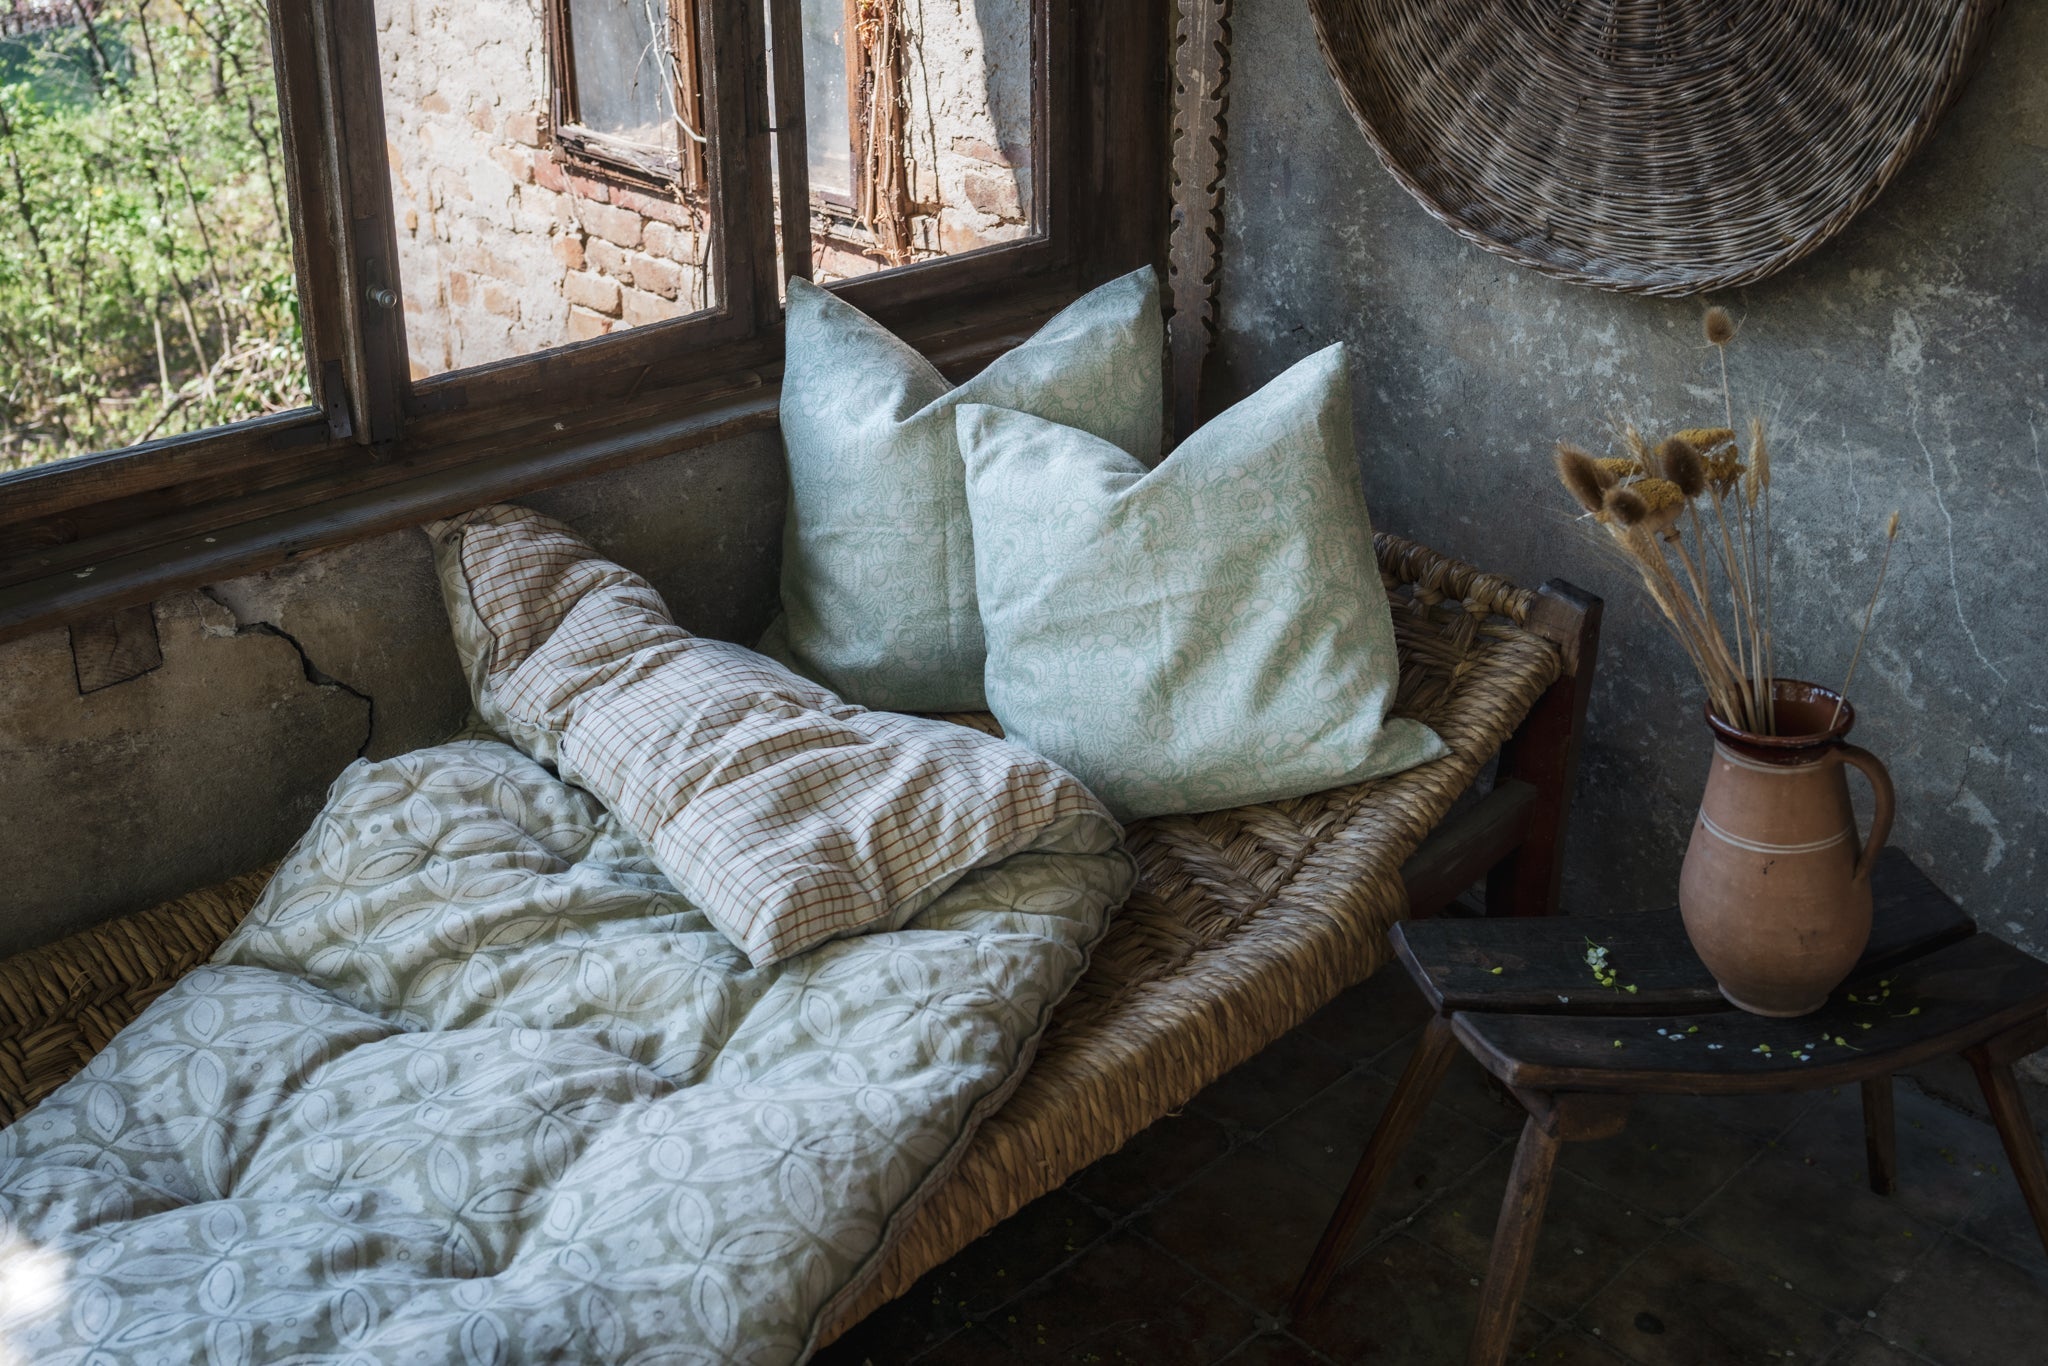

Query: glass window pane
[[1, 1, 308, 471], [567, 0, 679, 151], [799, 0, 849, 201], [801, 0, 1036, 283], [377, 0, 717, 379]]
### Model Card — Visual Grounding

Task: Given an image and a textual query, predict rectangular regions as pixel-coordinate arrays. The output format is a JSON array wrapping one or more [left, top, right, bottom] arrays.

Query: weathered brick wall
[[375, 0, 713, 377], [901, 0, 1034, 258], [376, 0, 1033, 375]]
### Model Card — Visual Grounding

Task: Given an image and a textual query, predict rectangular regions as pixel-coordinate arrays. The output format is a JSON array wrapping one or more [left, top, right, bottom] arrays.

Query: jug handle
[[1836, 744, 1895, 884]]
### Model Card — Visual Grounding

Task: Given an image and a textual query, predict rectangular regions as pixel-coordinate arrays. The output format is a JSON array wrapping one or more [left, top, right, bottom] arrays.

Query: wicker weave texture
[[1306, 0, 2003, 296], [0, 534, 1563, 1344], [0, 869, 272, 1124]]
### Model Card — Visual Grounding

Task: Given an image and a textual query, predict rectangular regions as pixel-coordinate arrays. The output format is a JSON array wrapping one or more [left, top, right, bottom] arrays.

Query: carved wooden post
[[1167, 0, 1230, 445]]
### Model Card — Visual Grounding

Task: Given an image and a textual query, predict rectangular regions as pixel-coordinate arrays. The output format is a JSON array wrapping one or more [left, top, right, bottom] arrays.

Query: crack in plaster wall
[[201, 588, 378, 761]]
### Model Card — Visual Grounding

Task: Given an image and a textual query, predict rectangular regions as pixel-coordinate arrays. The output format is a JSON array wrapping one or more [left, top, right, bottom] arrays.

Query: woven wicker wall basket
[[1305, 0, 2005, 296]]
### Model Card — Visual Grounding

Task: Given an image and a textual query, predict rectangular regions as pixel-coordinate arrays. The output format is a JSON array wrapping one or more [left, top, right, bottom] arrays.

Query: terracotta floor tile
[[810, 1189, 1109, 1365], [1257, 1069, 1394, 1182], [1069, 1106, 1233, 1217], [1367, 1044, 1530, 1140], [982, 1232, 1264, 1364], [1560, 1094, 1762, 1221], [1686, 1147, 1941, 1316], [1519, 1327, 1644, 1365], [1955, 1192, 2048, 1279], [1657, 1086, 1819, 1142], [1190, 1028, 1352, 1137], [1287, 1232, 1551, 1364], [1265, 1069, 1506, 1240], [905, 1324, 1031, 1364], [1823, 1333, 1931, 1366], [1132, 1138, 1351, 1310], [1299, 969, 1434, 1067], [938, 1188, 1111, 1315], [1872, 1234, 2048, 1366], [1780, 1084, 2015, 1232], [1216, 1331, 1335, 1365], [1410, 1156, 1666, 1321], [809, 1305, 967, 1366], [1946, 1089, 2048, 1277], [1899, 1054, 2048, 1132], [1576, 1233, 1854, 1365]]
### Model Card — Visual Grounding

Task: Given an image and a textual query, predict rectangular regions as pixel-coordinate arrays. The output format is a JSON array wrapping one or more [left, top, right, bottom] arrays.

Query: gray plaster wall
[[1214, 2, 2046, 943], [0, 431, 783, 959]]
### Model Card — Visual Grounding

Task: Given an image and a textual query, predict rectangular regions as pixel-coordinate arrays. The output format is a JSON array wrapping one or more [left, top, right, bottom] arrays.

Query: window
[[799, 0, 852, 204], [546, 0, 707, 194], [0, 0, 1163, 647], [795, 0, 1038, 280], [383, 0, 721, 376], [0, 0, 307, 471]]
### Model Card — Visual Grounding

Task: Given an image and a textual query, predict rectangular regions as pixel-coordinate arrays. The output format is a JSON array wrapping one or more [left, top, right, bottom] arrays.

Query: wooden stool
[[1289, 848, 2048, 1366]]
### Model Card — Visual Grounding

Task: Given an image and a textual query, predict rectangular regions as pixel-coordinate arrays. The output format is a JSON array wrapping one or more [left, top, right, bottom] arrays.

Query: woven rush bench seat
[[0, 531, 1578, 1344]]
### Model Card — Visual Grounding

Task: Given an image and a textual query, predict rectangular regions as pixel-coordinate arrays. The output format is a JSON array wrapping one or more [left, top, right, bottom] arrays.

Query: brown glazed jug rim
[[1704, 678, 1854, 765]]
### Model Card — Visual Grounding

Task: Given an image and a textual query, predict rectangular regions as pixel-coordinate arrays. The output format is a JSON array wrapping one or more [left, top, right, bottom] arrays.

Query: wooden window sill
[[0, 278, 1079, 646]]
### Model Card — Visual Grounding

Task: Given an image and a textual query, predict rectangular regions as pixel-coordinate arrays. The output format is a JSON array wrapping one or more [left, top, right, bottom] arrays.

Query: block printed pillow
[[759, 267, 1165, 714], [427, 503, 1121, 966], [957, 343, 1448, 821]]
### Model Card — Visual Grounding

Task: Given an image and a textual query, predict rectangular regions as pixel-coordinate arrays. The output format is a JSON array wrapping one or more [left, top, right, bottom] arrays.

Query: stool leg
[[1289, 1015, 1458, 1321], [1965, 1043, 2048, 1261], [1861, 1076, 1897, 1196], [1468, 1113, 1562, 1366]]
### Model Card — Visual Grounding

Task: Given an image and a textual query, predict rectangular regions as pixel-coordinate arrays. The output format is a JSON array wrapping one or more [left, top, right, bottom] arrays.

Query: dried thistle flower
[[1671, 427, 1742, 492], [1548, 312, 1828, 737], [1704, 306, 1736, 347], [1602, 485, 1649, 527], [1657, 436, 1707, 499], [1555, 443, 1607, 513]]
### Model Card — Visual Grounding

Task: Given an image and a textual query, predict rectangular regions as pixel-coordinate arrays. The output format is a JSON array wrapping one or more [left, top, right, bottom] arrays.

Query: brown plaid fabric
[[427, 504, 1115, 966]]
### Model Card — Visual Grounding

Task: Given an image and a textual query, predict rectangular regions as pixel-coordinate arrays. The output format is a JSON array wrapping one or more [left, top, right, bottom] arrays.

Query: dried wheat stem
[[1829, 511, 1901, 731], [1703, 481, 1759, 720], [1749, 416, 1777, 733], [1639, 532, 1748, 721]]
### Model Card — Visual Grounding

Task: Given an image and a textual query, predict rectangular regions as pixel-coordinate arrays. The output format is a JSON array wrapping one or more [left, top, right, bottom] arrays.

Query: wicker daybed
[[0, 530, 1598, 1344]]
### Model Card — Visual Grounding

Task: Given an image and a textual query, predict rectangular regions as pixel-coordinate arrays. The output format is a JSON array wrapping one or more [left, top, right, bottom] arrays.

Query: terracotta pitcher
[[1678, 679, 1896, 1018]]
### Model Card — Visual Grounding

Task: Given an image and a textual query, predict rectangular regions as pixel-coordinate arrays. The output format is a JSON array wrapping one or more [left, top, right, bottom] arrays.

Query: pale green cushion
[[761, 268, 1164, 713], [957, 343, 1447, 820]]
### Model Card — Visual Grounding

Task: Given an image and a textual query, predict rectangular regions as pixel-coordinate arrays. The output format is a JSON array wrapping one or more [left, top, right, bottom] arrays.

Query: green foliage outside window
[[0, 1, 309, 472]]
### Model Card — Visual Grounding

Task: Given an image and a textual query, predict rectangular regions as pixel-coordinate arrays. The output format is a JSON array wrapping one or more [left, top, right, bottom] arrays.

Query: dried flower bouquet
[[1552, 308, 1897, 738]]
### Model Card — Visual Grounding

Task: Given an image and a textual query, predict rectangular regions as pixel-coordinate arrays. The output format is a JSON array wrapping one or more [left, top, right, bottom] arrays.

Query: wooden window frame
[[0, 0, 1163, 646], [543, 0, 709, 195], [802, 0, 918, 269]]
